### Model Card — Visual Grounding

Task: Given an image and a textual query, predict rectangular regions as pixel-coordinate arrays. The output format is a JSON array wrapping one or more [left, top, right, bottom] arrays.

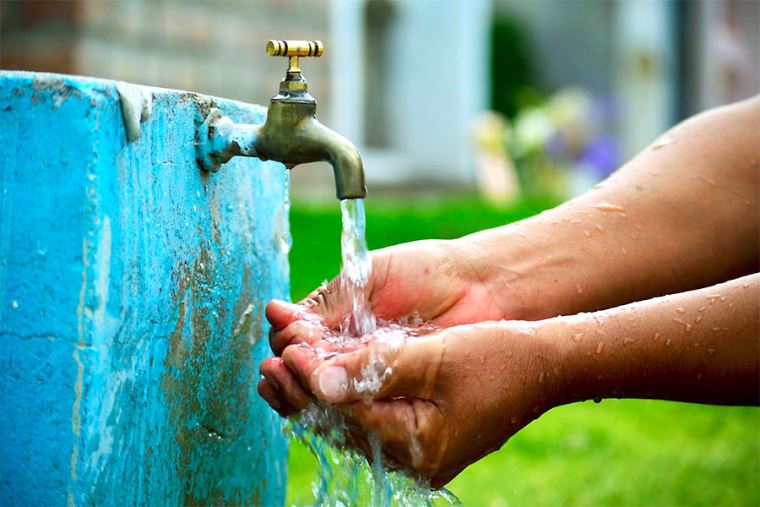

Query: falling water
[[276, 169, 293, 276], [339, 198, 376, 337], [284, 196, 460, 506]]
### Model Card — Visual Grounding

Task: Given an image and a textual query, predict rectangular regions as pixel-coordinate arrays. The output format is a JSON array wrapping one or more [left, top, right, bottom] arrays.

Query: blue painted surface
[[0, 71, 289, 506]]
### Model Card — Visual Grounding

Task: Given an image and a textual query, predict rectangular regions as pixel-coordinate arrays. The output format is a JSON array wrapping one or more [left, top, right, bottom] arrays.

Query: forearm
[[460, 97, 759, 320], [547, 273, 759, 406]]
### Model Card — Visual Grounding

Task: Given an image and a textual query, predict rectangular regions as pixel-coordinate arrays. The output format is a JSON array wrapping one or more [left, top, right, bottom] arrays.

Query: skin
[[258, 97, 760, 486]]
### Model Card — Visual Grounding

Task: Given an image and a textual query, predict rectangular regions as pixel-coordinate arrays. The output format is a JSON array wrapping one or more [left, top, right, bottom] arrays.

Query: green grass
[[284, 194, 760, 506]]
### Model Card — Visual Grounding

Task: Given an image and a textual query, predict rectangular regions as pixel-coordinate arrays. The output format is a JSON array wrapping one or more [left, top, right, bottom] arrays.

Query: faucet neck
[[273, 67, 316, 105]]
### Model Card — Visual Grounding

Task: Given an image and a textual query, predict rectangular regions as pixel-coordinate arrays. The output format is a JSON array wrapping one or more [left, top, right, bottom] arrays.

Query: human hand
[[259, 239, 511, 417], [266, 239, 508, 356], [261, 320, 566, 487]]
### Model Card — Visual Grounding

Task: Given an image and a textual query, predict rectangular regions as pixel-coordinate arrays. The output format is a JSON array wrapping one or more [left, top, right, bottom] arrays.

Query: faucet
[[196, 40, 367, 200]]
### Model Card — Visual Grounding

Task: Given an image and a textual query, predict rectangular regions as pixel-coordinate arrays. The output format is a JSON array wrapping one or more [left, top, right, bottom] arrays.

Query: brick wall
[[1, 0, 334, 117]]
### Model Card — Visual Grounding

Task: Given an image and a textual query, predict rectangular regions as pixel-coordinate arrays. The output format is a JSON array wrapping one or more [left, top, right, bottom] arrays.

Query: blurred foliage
[[285, 196, 759, 506], [490, 14, 538, 119], [506, 88, 619, 199]]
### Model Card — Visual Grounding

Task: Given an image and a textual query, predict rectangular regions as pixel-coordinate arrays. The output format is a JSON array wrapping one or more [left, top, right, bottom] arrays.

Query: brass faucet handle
[[266, 40, 324, 58]]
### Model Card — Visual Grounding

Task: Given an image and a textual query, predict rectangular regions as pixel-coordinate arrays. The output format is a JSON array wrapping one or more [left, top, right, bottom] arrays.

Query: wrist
[[495, 319, 579, 410], [457, 223, 590, 321], [531, 315, 599, 406]]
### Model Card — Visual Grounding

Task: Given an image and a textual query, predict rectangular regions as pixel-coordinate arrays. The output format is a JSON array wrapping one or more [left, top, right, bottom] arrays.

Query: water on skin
[[285, 197, 459, 506]]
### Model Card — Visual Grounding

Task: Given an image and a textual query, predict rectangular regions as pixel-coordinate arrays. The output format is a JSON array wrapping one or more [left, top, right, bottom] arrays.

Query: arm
[[267, 274, 758, 486], [465, 97, 759, 319], [549, 272, 759, 406], [267, 98, 759, 342]]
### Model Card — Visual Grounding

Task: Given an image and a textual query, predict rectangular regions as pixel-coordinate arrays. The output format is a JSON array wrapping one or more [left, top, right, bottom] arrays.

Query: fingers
[[300, 279, 355, 329], [258, 378, 295, 417], [269, 317, 326, 356], [282, 336, 438, 404], [265, 299, 303, 331], [259, 357, 312, 416]]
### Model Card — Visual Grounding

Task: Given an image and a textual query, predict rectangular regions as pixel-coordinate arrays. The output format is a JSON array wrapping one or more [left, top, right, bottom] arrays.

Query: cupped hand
[[266, 239, 508, 354], [259, 239, 508, 417], [261, 320, 566, 487]]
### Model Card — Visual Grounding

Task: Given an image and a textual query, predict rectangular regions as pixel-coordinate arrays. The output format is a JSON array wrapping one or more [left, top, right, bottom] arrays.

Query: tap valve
[[266, 40, 323, 100], [266, 39, 323, 74], [196, 39, 366, 200]]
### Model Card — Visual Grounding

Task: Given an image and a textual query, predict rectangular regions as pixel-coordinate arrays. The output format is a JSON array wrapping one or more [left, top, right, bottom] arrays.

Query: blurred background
[[3, 0, 758, 201], [2, 1, 758, 505]]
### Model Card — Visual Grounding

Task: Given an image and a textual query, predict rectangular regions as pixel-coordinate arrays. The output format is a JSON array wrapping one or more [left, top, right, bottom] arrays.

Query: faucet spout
[[288, 117, 366, 200], [195, 39, 367, 200]]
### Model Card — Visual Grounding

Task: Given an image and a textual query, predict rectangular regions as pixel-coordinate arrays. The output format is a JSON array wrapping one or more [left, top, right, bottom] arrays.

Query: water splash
[[286, 197, 459, 506], [289, 402, 459, 507]]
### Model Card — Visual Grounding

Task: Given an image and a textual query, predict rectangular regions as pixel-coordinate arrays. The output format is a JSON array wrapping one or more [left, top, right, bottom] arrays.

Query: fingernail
[[318, 366, 348, 401]]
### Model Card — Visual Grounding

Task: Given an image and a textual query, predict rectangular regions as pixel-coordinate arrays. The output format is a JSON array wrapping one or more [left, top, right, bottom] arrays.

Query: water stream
[[281, 194, 460, 506]]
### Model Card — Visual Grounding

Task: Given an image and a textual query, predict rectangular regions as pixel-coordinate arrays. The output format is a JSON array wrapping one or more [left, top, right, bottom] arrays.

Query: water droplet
[[665, 339, 672, 346], [596, 342, 605, 354], [595, 202, 626, 212], [676, 307, 686, 314], [623, 338, 634, 345], [576, 284, 584, 294], [698, 306, 706, 312], [695, 315, 703, 324], [595, 224, 605, 232], [621, 247, 627, 255], [11, 300, 18, 310], [707, 348, 716, 355], [572, 333, 583, 342], [651, 134, 675, 150], [673, 318, 692, 332], [584, 230, 591, 238], [538, 372, 545, 384], [653, 332, 661, 341], [571, 219, 581, 225]]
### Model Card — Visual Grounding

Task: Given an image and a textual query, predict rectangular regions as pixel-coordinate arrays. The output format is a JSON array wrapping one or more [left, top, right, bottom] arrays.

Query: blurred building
[[1, 0, 758, 198]]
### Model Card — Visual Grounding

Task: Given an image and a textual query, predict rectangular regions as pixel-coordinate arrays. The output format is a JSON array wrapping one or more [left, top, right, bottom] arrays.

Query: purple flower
[[578, 135, 619, 178]]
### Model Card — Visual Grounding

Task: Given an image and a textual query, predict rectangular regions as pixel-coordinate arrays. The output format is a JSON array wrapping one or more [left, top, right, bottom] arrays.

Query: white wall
[[330, 0, 489, 188]]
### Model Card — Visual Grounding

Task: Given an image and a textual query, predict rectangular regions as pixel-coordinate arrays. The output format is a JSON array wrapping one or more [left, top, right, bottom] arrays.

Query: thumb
[[283, 334, 440, 404]]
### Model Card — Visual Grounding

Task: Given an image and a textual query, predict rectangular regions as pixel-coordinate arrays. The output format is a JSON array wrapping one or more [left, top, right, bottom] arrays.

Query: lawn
[[283, 194, 760, 506]]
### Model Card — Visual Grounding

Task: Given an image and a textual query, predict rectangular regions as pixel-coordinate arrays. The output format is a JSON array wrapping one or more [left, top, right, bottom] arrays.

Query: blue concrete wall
[[0, 71, 289, 506]]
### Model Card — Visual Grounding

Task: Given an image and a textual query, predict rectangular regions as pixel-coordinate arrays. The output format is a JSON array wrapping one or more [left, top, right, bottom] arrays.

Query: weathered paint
[[0, 71, 289, 506]]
